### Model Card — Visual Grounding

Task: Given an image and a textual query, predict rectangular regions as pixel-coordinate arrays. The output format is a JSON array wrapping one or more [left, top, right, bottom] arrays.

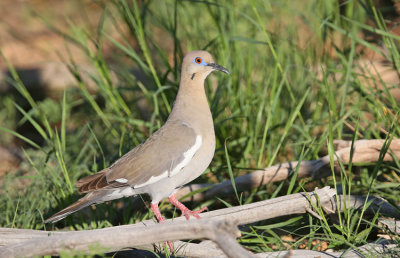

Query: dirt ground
[[0, 0, 105, 68]]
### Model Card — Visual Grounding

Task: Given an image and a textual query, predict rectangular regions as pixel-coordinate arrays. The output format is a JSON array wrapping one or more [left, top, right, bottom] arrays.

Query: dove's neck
[[168, 74, 213, 134]]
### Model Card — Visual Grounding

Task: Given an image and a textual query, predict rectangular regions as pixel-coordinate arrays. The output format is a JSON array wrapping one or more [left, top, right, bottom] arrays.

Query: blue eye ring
[[193, 57, 207, 66]]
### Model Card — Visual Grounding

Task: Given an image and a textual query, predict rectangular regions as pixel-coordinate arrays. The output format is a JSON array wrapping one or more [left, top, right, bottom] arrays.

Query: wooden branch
[[322, 194, 400, 218], [258, 243, 399, 258], [1, 187, 399, 257], [175, 139, 400, 202], [177, 239, 400, 258], [379, 218, 400, 235], [104, 241, 400, 258], [0, 219, 253, 258], [175, 240, 226, 257]]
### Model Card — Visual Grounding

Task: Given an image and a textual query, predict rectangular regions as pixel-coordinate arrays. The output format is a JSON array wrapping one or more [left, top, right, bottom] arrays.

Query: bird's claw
[[181, 206, 208, 220]]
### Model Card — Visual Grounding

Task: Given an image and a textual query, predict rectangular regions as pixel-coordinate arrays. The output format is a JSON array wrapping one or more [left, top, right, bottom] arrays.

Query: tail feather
[[76, 171, 106, 193], [44, 191, 107, 223]]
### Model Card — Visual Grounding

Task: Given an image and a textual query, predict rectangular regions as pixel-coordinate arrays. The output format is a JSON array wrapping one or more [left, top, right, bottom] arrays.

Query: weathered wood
[[260, 243, 399, 258], [1, 187, 399, 257], [175, 139, 400, 202], [0, 219, 253, 258]]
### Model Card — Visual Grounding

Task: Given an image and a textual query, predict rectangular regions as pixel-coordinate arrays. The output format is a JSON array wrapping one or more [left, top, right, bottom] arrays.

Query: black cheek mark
[[191, 73, 196, 80]]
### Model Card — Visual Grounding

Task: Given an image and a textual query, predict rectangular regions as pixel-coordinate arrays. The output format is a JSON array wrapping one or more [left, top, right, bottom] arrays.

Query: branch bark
[[260, 243, 399, 258], [175, 242, 400, 258], [0, 219, 252, 258], [175, 139, 400, 202], [1, 187, 399, 257]]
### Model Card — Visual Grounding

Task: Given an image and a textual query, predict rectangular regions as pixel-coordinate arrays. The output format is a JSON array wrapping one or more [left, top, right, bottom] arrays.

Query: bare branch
[[108, 241, 400, 258], [0, 219, 253, 258], [175, 139, 400, 202], [1, 187, 399, 257], [379, 218, 400, 235], [260, 243, 399, 258]]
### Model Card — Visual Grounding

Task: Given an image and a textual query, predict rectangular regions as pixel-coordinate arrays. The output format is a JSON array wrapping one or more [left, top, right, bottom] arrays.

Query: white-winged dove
[[45, 50, 229, 225]]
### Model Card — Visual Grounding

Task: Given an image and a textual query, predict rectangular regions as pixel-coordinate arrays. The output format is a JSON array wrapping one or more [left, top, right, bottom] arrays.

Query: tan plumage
[[45, 50, 229, 224]]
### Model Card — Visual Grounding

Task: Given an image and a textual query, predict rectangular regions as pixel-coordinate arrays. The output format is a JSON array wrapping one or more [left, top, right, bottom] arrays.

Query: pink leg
[[151, 202, 165, 223], [150, 202, 173, 252], [169, 194, 208, 220]]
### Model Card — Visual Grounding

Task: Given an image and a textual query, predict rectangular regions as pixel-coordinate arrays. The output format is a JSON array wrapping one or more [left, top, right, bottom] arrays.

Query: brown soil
[[0, 0, 105, 68]]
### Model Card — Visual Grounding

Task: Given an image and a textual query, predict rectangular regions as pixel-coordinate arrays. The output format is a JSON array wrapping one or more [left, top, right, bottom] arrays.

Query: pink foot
[[181, 206, 208, 220], [151, 202, 174, 252], [169, 194, 208, 220]]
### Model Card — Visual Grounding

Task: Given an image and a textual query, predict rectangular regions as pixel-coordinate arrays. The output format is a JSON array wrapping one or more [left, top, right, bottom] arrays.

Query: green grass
[[1, 0, 400, 256]]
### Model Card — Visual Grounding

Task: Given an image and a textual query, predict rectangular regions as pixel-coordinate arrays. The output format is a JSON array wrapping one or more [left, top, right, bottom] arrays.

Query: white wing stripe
[[134, 171, 168, 188], [134, 135, 202, 188], [115, 178, 128, 183], [170, 135, 202, 176]]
